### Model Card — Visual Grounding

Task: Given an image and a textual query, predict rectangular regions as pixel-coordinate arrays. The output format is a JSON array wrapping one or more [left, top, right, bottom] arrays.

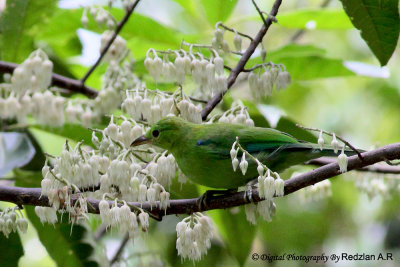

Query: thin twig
[[0, 60, 98, 98], [289, 0, 331, 43], [1, 142, 400, 220], [217, 23, 254, 41], [94, 225, 107, 241], [252, 0, 276, 27], [110, 233, 130, 264], [80, 0, 141, 84], [201, 0, 283, 120], [306, 157, 400, 174], [296, 124, 364, 160]]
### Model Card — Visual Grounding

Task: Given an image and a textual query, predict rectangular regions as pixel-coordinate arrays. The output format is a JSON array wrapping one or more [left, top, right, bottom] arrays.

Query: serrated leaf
[[209, 208, 256, 266], [339, 0, 400, 66], [0, 132, 35, 176], [277, 9, 353, 29], [200, 0, 238, 26], [0, 231, 24, 267], [0, 0, 57, 62]]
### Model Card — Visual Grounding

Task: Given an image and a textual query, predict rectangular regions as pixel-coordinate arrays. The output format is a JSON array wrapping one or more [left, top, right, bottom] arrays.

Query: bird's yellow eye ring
[[152, 130, 160, 138]]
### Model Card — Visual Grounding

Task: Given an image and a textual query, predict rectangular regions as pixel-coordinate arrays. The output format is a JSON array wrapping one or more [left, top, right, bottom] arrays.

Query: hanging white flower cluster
[[95, 60, 139, 115], [11, 49, 53, 93], [122, 86, 203, 124], [316, 131, 348, 172], [81, 6, 116, 29], [67, 60, 138, 128], [248, 64, 291, 99], [144, 48, 227, 96], [296, 178, 332, 204], [0, 207, 28, 237], [256, 169, 285, 199], [42, 142, 103, 192], [100, 31, 127, 63], [352, 172, 394, 200], [101, 115, 146, 148], [34, 206, 58, 224], [244, 199, 276, 224], [145, 152, 177, 188], [229, 137, 283, 224], [208, 100, 254, 126], [211, 22, 230, 54], [0, 50, 66, 125], [98, 150, 171, 207], [176, 213, 214, 262], [99, 199, 149, 237]]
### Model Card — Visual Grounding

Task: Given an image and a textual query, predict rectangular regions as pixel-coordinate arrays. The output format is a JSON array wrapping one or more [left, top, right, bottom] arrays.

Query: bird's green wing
[[193, 123, 302, 159]]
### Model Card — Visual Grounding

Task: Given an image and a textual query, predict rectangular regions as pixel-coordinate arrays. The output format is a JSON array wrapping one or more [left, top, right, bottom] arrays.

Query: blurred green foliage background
[[0, 0, 399, 266]]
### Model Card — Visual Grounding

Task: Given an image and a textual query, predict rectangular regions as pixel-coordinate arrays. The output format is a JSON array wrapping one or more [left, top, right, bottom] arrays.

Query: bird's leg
[[197, 189, 237, 210]]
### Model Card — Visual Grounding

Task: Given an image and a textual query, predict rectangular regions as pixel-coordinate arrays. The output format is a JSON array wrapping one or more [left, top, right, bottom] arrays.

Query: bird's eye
[[152, 130, 160, 138]]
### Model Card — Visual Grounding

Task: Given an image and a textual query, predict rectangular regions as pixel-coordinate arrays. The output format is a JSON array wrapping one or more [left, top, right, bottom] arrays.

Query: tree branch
[[1, 142, 399, 220], [110, 233, 130, 264], [80, 0, 141, 84], [307, 157, 400, 174], [200, 0, 282, 120], [0, 60, 98, 98]]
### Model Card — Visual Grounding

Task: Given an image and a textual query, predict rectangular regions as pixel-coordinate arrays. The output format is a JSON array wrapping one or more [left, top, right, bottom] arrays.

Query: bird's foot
[[197, 189, 237, 210]]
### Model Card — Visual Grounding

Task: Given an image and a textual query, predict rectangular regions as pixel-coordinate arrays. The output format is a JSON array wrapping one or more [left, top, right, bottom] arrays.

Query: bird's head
[[131, 116, 189, 150]]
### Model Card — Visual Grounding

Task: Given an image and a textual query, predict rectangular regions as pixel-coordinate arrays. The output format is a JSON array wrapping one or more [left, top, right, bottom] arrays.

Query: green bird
[[131, 116, 354, 189]]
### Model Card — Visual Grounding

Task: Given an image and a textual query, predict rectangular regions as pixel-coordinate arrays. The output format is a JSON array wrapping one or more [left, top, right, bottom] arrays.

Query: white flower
[[233, 33, 242, 51], [274, 175, 285, 197], [257, 164, 264, 177], [138, 184, 148, 203], [138, 211, 149, 232], [338, 147, 348, 173], [244, 203, 257, 225], [318, 130, 324, 150], [160, 191, 170, 212], [331, 133, 339, 154], [239, 153, 248, 175], [176, 214, 213, 261], [232, 157, 239, 171], [16, 218, 28, 233], [257, 176, 265, 199], [263, 172, 275, 200]]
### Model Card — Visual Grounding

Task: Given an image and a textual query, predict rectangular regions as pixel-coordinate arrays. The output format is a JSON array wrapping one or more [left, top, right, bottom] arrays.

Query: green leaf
[[172, 0, 198, 18], [0, 231, 24, 267], [247, 44, 354, 80], [32, 123, 95, 146], [209, 207, 256, 266], [200, 0, 238, 26], [276, 117, 317, 143], [15, 173, 99, 267], [0, 0, 57, 62], [20, 130, 46, 171], [26, 206, 99, 267], [339, 0, 400, 66], [277, 9, 353, 30]]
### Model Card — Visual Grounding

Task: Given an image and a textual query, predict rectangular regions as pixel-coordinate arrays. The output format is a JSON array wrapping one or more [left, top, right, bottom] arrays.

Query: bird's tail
[[264, 142, 364, 172]]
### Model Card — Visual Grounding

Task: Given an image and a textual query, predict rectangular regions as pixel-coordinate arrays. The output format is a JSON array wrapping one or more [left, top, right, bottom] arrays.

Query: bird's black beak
[[131, 135, 151, 147]]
